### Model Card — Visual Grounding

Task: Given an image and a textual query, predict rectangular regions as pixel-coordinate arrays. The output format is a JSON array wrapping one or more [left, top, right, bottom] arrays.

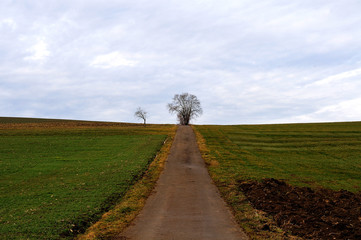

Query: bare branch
[[134, 107, 147, 126], [167, 93, 202, 125]]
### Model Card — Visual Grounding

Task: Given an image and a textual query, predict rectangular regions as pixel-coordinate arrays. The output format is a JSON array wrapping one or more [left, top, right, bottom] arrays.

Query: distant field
[[194, 122, 361, 192], [0, 118, 175, 239], [0, 116, 80, 123]]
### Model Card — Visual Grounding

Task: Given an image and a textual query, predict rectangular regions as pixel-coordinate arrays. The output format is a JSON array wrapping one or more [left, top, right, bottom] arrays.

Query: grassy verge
[[0, 119, 176, 239], [193, 122, 361, 239], [77, 125, 177, 239]]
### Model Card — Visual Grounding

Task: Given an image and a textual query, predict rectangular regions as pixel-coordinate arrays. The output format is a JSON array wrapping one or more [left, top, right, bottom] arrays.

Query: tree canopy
[[168, 93, 202, 125]]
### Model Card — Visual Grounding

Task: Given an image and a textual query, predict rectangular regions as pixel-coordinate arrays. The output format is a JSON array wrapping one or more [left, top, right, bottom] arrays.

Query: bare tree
[[134, 107, 147, 126], [168, 93, 202, 125]]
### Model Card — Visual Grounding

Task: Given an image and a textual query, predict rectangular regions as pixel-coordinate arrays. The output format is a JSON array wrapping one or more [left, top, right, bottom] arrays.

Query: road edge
[[191, 125, 301, 240], [76, 125, 177, 240]]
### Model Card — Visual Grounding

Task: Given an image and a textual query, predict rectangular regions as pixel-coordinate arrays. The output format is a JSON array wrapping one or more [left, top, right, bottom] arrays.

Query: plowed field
[[193, 122, 361, 239], [239, 178, 361, 239]]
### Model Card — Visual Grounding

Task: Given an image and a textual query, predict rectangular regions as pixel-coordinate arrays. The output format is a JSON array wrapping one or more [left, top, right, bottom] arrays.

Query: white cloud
[[0, 18, 17, 30], [317, 98, 361, 118], [90, 52, 138, 69], [1, 0, 361, 124], [24, 39, 51, 62], [311, 68, 361, 86], [278, 97, 361, 124]]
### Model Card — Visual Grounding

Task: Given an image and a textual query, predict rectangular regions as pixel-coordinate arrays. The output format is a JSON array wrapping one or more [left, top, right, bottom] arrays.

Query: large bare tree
[[168, 93, 202, 125], [134, 107, 147, 126]]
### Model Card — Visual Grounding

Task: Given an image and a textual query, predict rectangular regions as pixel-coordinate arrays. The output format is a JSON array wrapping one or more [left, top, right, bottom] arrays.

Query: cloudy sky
[[1, 0, 361, 124]]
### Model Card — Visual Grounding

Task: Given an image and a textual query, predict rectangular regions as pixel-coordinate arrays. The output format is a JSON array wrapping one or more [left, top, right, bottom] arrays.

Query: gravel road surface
[[118, 125, 248, 240]]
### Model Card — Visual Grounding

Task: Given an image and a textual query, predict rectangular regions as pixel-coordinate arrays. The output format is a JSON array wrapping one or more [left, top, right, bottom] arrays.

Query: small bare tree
[[134, 107, 147, 126], [168, 93, 202, 125]]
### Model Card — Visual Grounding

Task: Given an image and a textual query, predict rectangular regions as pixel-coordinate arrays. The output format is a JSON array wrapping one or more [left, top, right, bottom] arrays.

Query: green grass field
[[0, 118, 174, 239], [194, 122, 361, 239], [194, 122, 361, 191]]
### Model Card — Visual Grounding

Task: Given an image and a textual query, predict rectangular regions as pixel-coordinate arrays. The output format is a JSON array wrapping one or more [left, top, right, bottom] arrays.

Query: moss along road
[[118, 125, 248, 240]]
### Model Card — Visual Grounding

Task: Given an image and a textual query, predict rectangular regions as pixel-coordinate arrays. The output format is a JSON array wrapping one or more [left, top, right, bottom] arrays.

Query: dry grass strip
[[77, 125, 177, 240], [192, 126, 301, 240]]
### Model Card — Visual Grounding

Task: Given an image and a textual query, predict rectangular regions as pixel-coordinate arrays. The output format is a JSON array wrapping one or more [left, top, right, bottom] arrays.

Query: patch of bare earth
[[238, 178, 361, 240]]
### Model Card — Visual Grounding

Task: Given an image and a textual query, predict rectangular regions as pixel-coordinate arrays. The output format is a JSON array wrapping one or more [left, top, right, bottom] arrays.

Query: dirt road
[[118, 125, 248, 240]]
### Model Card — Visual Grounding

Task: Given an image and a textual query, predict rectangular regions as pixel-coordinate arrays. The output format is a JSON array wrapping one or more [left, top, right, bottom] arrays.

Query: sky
[[1, 0, 361, 125]]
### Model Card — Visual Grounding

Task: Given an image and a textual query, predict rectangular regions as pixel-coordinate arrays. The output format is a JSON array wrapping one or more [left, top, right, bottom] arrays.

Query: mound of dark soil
[[238, 178, 361, 239]]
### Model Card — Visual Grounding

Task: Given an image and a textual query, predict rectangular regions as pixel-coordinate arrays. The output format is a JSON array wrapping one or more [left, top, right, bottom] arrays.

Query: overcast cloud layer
[[1, 0, 361, 124]]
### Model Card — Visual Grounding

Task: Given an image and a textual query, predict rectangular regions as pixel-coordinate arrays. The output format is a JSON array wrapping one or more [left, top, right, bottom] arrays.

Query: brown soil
[[0, 120, 138, 129], [117, 125, 248, 240], [238, 178, 361, 239]]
